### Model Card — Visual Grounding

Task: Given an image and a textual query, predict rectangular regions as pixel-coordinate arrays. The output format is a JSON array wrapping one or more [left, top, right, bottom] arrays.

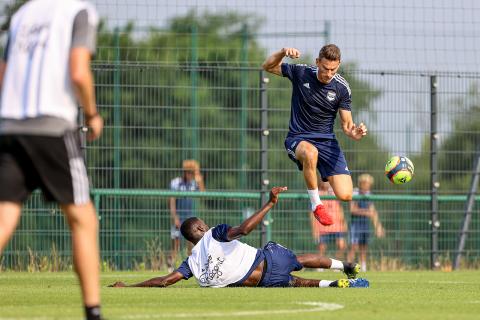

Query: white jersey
[[0, 0, 98, 125], [185, 226, 259, 288]]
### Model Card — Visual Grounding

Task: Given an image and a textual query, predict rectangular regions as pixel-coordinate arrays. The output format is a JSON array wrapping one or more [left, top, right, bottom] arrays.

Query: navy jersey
[[351, 190, 372, 228], [281, 63, 352, 139], [170, 177, 200, 220]]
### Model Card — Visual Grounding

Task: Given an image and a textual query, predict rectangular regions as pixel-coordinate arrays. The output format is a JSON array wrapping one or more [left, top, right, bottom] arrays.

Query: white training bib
[[1, 0, 98, 124], [187, 229, 258, 288]]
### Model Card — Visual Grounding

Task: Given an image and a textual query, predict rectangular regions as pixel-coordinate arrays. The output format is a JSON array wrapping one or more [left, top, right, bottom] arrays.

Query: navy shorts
[[259, 242, 303, 287], [284, 136, 350, 181], [350, 222, 370, 245], [318, 232, 346, 244]]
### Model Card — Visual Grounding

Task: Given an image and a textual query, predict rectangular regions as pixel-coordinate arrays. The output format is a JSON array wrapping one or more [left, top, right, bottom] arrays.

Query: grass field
[[1, 270, 479, 320]]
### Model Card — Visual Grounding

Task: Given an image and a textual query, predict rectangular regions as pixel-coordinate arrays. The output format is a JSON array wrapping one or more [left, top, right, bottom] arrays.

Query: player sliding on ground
[[110, 187, 369, 289], [262, 45, 367, 226]]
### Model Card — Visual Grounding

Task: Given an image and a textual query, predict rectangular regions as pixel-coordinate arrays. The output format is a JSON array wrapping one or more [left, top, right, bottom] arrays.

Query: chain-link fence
[[1, 1, 479, 271], [2, 64, 479, 271], [3, 191, 479, 271]]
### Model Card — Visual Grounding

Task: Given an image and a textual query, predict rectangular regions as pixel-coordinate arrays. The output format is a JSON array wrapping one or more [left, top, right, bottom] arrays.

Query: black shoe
[[343, 262, 360, 279]]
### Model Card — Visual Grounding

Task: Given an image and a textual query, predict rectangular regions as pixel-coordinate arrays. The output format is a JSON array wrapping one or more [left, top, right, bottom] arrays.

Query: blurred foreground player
[[0, 1, 103, 319]]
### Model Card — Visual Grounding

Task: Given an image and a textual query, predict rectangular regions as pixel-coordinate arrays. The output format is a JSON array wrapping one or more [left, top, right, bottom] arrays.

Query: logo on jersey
[[326, 91, 336, 101], [199, 255, 225, 284], [303, 83, 310, 89]]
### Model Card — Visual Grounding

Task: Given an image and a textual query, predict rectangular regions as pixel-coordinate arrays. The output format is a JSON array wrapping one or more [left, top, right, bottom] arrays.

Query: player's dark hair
[[318, 44, 341, 61], [180, 217, 200, 242]]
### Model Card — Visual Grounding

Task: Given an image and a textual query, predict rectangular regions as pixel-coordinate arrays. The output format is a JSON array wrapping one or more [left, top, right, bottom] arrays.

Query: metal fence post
[[453, 147, 480, 270], [190, 24, 199, 161], [259, 70, 270, 244], [430, 75, 440, 270], [113, 27, 122, 268], [324, 21, 331, 44], [240, 24, 249, 190]]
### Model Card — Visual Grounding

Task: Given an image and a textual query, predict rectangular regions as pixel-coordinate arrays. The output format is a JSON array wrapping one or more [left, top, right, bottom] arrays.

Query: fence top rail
[[90, 189, 480, 202], [90, 62, 480, 78]]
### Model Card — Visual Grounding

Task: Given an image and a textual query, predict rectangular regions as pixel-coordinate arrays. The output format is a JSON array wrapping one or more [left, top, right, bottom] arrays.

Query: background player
[[310, 180, 347, 262], [0, 1, 103, 319], [262, 45, 367, 226], [168, 159, 205, 270], [348, 174, 385, 272], [110, 187, 368, 289]]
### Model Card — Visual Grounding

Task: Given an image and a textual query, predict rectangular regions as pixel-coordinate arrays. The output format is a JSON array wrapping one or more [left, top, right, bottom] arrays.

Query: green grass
[[1, 271, 479, 320]]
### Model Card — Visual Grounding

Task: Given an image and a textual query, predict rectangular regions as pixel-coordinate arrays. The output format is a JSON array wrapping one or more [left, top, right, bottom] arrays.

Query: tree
[[438, 84, 480, 193], [1, 0, 27, 31], [90, 12, 385, 193]]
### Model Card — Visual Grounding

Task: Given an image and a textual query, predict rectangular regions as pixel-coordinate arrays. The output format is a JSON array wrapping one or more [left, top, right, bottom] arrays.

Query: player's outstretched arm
[[262, 48, 300, 76], [226, 186, 287, 240], [109, 271, 184, 288], [339, 109, 367, 141]]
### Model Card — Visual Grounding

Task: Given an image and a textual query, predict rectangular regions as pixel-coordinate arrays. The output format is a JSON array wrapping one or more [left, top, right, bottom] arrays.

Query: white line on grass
[[373, 280, 474, 284], [117, 302, 344, 319], [0, 318, 62, 320], [0, 302, 344, 320]]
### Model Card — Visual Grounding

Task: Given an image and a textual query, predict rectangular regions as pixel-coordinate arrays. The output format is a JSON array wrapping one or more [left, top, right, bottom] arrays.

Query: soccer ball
[[385, 156, 414, 184]]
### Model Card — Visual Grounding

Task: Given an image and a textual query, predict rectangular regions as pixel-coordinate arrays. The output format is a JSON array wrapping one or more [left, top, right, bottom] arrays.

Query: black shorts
[[0, 132, 90, 204]]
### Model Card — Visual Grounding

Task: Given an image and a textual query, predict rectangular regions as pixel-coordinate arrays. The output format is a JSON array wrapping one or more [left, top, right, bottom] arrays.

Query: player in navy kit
[[262, 45, 367, 226]]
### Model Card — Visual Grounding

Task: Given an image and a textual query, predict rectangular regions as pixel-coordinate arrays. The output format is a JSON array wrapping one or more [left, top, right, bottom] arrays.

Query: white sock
[[330, 259, 344, 271], [361, 262, 367, 272], [319, 280, 334, 288], [307, 189, 322, 210]]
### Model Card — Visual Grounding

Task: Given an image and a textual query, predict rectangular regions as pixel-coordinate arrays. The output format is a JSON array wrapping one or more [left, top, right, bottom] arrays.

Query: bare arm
[[369, 206, 379, 226], [169, 197, 180, 228], [262, 48, 300, 76], [369, 206, 385, 237], [0, 61, 6, 90], [226, 186, 288, 240], [339, 109, 367, 141], [109, 271, 184, 288], [338, 203, 348, 231], [70, 47, 103, 141], [195, 171, 206, 192], [0, 35, 9, 90], [350, 201, 372, 217]]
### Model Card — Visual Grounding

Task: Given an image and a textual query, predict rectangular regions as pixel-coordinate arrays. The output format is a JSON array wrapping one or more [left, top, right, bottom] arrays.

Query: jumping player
[[262, 45, 367, 226], [110, 187, 368, 289]]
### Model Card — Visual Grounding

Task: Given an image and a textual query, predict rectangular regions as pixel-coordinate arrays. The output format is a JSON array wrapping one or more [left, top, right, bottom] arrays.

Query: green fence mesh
[[3, 191, 479, 270], [1, 1, 479, 271]]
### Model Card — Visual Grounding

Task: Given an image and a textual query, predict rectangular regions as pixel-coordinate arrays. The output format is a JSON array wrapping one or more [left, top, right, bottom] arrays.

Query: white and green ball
[[385, 156, 414, 184]]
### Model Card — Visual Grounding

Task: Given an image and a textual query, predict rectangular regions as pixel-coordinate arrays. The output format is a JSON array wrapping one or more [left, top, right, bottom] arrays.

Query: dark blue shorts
[[284, 135, 350, 181], [318, 232, 346, 244], [259, 242, 303, 287], [350, 222, 370, 245]]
